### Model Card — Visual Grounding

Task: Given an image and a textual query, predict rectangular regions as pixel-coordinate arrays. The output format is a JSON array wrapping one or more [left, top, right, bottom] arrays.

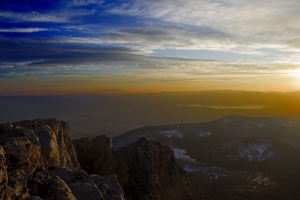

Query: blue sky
[[1, 0, 300, 94]]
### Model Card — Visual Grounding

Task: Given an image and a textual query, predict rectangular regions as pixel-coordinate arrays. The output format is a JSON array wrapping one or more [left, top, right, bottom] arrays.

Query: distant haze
[[1, 90, 300, 138]]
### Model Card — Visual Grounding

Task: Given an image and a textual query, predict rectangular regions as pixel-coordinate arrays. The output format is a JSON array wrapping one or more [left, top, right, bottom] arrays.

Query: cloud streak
[[0, 28, 50, 33], [106, 0, 300, 54]]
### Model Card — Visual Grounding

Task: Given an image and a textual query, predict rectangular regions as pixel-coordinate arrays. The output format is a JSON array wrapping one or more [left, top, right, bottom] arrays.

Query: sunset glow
[[1, 0, 300, 95]]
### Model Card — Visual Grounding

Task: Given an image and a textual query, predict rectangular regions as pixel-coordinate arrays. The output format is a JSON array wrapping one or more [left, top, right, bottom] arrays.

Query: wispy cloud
[[0, 11, 67, 22], [106, 0, 300, 53], [0, 28, 50, 33], [0, 8, 97, 23], [71, 0, 104, 7]]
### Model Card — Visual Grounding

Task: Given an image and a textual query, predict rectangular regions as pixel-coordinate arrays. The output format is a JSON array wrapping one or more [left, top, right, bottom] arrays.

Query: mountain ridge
[[112, 115, 300, 198]]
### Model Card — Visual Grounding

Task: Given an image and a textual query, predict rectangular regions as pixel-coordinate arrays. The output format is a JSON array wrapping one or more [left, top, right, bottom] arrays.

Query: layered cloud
[[1, 0, 300, 55], [0, 0, 300, 94], [105, 0, 300, 54]]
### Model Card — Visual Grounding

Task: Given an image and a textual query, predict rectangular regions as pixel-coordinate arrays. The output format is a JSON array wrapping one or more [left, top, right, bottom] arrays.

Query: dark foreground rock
[[73, 135, 114, 176], [74, 136, 186, 200], [0, 119, 125, 200]]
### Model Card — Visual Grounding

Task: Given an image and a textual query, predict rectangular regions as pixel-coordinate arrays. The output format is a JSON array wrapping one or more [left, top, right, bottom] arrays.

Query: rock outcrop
[[74, 136, 185, 200], [10, 118, 80, 170], [0, 119, 125, 200], [0, 146, 7, 199], [73, 135, 113, 176], [113, 137, 186, 199], [0, 118, 185, 200]]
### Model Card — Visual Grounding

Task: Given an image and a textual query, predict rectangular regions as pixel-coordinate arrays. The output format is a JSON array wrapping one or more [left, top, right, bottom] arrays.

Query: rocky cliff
[[0, 118, 187, 200], [0, 118, 124, 200], [74, 136, 186, 200]]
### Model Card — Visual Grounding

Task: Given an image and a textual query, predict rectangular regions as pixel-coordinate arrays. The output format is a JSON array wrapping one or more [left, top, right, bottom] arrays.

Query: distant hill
[[113, 115, 300, 169]]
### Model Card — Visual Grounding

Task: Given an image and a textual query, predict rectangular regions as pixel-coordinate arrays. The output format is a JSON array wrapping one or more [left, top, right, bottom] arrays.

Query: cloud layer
[[0, 0, 300, 94]]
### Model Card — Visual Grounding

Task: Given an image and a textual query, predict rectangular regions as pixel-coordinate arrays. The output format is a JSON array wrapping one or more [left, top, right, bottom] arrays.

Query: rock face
[[74, 136, 185, 200], [73, 135, 113, 176], [113, 137, 186, 200], [0, 118, 125, 200], [10, 118, 80, 170], [0, 146, 7, 199]]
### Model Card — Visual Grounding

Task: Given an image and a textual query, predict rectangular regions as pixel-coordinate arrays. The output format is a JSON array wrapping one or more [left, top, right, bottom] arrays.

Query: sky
[[1, 0, 300, 95]]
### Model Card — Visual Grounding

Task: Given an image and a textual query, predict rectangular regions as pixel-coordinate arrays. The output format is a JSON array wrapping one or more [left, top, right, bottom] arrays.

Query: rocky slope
[[0, 118, 124, 200]]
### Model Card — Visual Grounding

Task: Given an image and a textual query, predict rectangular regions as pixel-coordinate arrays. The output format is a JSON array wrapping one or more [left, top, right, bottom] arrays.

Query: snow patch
[[222, 116, 242, 123], [280, 121, 293, 127], [272, 118, 294, 127], [198, 131, 211, 137], [160, 129, 184, 138], [223, 118, 230, 123], [180, 164, 199, 172], [257, 123, 265, 128], [243, 125, 254, 130], [238, 141, 275, 161], [173, 148, 196, 162]]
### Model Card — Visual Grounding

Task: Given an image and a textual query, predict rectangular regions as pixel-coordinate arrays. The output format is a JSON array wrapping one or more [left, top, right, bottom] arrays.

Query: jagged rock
[[29, 196, 42, 200], [0, 118, 125, 200], [69, 181, 104, 200], [0, 146, 7, 199], [0, 127, 42, 176], [78, 174, 124, 200], [68, 174, 120, 200], [73, 135, 114, 176], [0, 127, 43, 200], [51, 168, 125, 200], [75, 136, 185, 200], [0, 119, 82, 199], [29, 196, 43, 200], [11, 118, 81, 170], [112, 137, 185, 199], [29, 168, 51, 196], [49, 168, 88, 184], [34, 126, 62, 169], [43, 176, 76, 200]]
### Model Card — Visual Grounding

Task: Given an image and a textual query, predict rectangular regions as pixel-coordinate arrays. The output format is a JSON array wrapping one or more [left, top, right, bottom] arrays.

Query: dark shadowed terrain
[[113, 115, 300, 199]]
